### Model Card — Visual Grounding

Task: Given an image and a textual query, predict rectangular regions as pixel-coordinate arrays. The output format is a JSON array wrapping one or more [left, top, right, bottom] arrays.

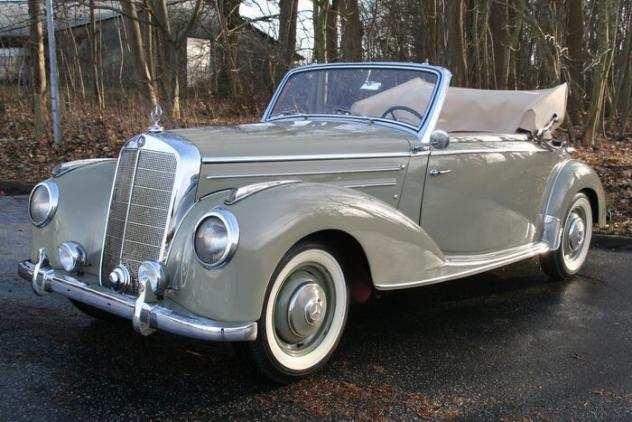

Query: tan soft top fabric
[[350, 78, 567, 134]]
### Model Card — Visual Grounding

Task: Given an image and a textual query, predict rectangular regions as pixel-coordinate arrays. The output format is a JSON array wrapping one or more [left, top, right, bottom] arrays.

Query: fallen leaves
[[255, 376, 467, 419], [574, 140, 632, 237]]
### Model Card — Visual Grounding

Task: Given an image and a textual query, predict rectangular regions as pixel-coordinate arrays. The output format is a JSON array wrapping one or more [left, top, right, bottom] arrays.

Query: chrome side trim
[[205, 166, 402, 180], [431, 147, 547, 156], [202, 152, 411, 164], [225, 180, 300, 205], [18, 260, 257, 342], [375, 242, 550, 290], [52, 158, 115, 178], [449, 134, 530, 143], [343, 180, 397, 189]]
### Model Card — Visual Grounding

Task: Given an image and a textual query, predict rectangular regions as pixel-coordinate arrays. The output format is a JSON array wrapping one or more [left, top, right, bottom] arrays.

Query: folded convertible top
[[351, 78, 567, 134]]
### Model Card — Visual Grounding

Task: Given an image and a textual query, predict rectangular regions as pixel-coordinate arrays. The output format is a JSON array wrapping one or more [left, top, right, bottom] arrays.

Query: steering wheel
[[381, 106, 424, 123]]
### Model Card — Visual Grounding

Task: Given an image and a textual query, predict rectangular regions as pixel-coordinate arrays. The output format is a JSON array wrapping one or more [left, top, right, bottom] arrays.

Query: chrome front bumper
[[18, 260, 257, 342]]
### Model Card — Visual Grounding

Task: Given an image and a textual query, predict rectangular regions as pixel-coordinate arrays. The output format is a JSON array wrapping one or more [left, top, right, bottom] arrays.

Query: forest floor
[[0, 92, 630, 236]]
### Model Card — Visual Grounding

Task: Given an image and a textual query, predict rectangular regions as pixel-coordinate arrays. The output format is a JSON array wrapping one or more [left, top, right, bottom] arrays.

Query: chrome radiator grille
[[101, 148, 177, 291]]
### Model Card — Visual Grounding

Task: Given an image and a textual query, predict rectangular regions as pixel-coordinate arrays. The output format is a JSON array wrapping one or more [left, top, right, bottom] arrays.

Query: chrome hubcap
[[567, 213, 585, 252], [274, 266, 333, 355], [288, 283, 327, 337]]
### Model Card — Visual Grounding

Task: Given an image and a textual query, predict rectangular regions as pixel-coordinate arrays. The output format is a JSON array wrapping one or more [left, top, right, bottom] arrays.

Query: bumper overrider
[[17, 257, 257, 342]]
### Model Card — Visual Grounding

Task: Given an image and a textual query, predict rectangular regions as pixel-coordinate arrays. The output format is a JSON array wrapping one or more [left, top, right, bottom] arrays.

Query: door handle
[[429, 169, 452, 176]]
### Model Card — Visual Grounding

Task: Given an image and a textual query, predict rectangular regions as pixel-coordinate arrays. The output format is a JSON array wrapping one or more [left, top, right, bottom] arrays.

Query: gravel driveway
[[1, 195, 631, 420]]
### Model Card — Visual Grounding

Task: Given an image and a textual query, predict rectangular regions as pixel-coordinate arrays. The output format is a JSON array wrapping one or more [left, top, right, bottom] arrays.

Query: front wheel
[[237, 241, 349, 383], [540, 193, 593, 280]]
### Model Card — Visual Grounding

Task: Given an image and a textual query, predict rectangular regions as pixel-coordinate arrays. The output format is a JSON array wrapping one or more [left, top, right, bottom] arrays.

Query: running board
[[375, 242, 550, 290]]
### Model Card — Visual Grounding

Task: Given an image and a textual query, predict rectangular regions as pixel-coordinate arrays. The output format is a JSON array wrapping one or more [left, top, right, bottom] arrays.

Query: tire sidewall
[[259, 241, 349, 379], [560, 193, 593, 275]]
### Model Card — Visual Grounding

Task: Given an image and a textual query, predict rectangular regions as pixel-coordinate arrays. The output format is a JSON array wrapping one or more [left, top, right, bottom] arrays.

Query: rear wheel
[[237, 241, 349, 384], [540, 193, 593, 280]]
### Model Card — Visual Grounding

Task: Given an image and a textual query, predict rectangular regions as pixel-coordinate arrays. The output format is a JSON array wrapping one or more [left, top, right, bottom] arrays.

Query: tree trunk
[[412, 0, 425, 63], [340, 0, 363, 61], [566, 0, 585, 120], [313, 0, 326, 62], [120, 0, 158, 108], [215, 0, 241, 98], [583, 0, 613, 147], [28, 0, 47, 136], [447, 0, 467, 86], [325, 0, 339, 62], [89, 0, 104, 110], [490, 0, 508, 89], [278, 0, 298, 73]]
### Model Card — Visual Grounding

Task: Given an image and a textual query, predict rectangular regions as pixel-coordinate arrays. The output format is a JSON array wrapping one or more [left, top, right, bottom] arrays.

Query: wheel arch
[[167, 182, 445, 322], [579, 187, 602, 225], [293, 229, 374, 304], [544, 160, 606, 227]]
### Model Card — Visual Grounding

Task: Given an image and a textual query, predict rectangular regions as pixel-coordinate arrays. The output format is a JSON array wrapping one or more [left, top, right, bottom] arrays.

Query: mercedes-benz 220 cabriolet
[[19, 62, 605, 383]]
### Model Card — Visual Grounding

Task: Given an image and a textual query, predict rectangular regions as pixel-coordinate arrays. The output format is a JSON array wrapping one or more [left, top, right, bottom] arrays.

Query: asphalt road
[[1, 195, 631, 420]]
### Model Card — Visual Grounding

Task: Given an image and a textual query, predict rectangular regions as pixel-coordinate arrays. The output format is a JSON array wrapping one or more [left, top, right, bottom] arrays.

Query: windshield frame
[[262, 62, 451, 143]]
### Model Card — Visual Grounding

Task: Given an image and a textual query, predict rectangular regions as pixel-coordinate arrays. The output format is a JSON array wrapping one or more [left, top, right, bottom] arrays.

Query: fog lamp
[[138, 261, 168, 294], [58, 241, 86, 273]]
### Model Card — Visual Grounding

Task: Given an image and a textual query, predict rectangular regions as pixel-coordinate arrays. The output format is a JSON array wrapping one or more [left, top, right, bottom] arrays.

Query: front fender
[[544, 159, 606, 226], [28, 161, 116, 274], [166, 183, 445, 322]]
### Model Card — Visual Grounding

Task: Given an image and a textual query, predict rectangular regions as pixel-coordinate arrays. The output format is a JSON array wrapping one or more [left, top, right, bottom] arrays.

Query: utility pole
[[45, 0, 62, 145]]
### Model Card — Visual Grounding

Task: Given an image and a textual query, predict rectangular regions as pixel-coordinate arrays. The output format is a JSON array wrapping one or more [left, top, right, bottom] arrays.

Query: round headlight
[[29, 181, 59, 227], [58, 241, 86, 273], [194, 209, 239, 268]]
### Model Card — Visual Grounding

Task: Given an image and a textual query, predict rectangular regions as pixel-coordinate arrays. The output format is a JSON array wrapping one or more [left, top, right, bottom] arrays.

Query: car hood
[[169, 119, 414, 205], [169, 120, 414, 160]]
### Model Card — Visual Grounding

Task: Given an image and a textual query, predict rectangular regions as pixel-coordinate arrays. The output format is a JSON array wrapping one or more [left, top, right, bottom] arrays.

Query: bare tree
[[278, 0, 298, 73], [89, 0, 105, 109], [28, 0, 47, 136], [340, 0, 362, 61], [313, 0, 327, 62], [325, 0, 339, 62], [119, 0, 158, 108], [215, 0, 241, 98], [447, 0, 467, 86], [490, 0, 509, 89]]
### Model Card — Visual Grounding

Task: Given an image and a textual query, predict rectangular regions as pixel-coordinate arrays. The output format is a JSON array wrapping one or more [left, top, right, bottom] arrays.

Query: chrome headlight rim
[[193, 208, 239, 269], [28, 181, 59, 228]]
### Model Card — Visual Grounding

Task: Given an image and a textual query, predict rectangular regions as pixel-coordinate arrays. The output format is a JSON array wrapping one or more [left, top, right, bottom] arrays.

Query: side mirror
[[430, 130, 450, 150]]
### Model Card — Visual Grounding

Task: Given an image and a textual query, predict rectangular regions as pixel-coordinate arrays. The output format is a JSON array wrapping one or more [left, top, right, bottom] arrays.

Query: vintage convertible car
[[19, 62, 605, 383]]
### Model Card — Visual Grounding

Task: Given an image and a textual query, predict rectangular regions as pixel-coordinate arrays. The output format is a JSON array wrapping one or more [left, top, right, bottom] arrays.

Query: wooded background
[[7, 0, 631, 146], [0, 0, 631, 236]]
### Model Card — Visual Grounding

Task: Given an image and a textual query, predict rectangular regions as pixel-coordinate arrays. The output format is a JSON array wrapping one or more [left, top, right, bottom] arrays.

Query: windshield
[[268, 67, 439, 129]]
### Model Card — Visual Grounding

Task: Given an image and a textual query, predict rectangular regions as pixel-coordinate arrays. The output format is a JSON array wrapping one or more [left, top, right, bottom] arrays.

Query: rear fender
[[543, 159, 606, 228]]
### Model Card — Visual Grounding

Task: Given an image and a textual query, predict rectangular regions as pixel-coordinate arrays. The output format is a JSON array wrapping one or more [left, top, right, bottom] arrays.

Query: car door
[[420, 136, 558, 255]]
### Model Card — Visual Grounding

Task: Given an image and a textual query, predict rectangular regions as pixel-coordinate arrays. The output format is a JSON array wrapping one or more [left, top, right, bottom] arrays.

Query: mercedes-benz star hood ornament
[[147, 104, 163, 133]]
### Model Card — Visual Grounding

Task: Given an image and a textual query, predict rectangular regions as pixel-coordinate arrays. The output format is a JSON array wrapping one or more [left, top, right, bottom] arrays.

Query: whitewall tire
[[541, 193, 593, 280], [237, 241, 349, 383]]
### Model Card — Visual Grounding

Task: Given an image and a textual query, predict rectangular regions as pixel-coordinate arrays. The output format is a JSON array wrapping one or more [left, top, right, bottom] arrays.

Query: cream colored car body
[[22, 63, 606, 332]]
